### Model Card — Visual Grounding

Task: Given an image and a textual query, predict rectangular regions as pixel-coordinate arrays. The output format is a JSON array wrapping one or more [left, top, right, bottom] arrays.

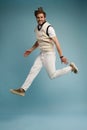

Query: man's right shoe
[[10, 88, 25, 96]]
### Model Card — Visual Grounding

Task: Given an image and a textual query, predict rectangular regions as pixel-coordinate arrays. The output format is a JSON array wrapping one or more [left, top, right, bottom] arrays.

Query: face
[[36, 13, 46, 25]]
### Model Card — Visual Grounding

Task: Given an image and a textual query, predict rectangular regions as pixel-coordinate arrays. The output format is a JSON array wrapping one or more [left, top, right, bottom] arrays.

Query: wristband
[[60, 56, 64, 59]]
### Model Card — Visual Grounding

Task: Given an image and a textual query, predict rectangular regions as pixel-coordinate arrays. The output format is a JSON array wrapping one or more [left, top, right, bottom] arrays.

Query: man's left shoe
[[70, 62, 78, 74]]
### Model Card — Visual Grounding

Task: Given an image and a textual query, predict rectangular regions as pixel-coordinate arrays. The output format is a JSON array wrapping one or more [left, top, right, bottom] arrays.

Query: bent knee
[[49, 72, 61, 79], [49, 73, 56, 80]]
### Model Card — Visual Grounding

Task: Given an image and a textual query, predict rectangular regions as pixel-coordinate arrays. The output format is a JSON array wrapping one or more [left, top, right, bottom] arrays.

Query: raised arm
[[24, 41, 39, 57]]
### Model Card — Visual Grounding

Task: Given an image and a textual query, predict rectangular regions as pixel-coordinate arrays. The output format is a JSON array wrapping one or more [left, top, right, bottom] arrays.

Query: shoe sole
[[10, 89, 25, 96]]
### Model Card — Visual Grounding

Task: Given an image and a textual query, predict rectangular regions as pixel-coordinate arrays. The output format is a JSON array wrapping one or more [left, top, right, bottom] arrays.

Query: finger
[[24, 53, 28, 57]]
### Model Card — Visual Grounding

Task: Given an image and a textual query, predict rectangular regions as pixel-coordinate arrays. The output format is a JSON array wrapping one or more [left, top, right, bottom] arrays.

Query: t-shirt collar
[[37, 21, 46, 31]]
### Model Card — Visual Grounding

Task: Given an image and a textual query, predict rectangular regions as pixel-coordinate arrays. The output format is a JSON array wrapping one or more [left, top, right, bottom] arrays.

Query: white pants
[[21, 52, 72, 91]]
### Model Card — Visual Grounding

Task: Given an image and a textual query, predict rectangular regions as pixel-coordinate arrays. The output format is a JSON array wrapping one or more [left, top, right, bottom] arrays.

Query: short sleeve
[[48, 26, 56, 37]]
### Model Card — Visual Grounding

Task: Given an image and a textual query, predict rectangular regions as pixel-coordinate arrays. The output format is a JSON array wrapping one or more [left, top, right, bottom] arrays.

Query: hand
[[61, 56, 68, 64], [24, 49, 32, 57]]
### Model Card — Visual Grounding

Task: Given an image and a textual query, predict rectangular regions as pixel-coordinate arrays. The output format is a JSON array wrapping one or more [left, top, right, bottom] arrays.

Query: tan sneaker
[[70, 62, 78, 74], [10, 88, 25, 96]]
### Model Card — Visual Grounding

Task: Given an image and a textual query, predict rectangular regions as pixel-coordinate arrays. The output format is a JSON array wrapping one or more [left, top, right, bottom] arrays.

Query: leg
[[43, 52, 72, 79], [21, 55, 43, 91], [10, 55, 43, 96]]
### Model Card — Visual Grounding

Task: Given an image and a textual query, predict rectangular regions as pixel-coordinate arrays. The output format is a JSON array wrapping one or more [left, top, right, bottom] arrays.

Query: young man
[[10, 7, 78, 96]]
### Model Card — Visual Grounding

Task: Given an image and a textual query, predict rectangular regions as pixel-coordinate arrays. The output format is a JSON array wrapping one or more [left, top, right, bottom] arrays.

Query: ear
[[44, 17, 46, 20]]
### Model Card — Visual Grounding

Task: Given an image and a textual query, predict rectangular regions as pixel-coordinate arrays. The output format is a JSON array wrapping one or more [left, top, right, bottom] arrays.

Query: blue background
[[0, 0, 87, 130]]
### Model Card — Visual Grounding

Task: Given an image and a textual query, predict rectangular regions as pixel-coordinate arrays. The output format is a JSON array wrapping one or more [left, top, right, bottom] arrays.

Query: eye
[[37, 16, 39, 19]]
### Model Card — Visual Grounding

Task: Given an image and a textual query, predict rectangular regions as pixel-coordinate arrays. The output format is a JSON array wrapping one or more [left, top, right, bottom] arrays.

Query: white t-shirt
[[48, 26, 56, 38]]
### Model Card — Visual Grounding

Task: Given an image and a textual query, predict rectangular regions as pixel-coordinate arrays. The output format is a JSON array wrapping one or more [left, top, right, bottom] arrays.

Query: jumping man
[[10, 7, 78, 96]]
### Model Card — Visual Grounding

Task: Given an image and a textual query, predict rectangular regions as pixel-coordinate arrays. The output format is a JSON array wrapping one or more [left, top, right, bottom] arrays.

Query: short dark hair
[[34, 7, 46, 17]]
